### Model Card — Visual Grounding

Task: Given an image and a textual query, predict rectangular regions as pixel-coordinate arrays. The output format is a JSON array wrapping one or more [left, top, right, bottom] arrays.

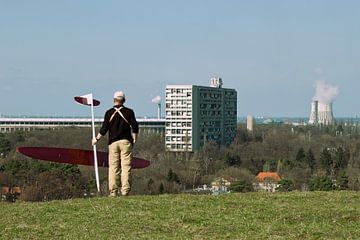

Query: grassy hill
[[1, 191, 360, 239]]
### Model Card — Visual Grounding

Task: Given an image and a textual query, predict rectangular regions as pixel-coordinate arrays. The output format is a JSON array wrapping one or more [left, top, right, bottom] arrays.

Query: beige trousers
[[108, 139, 133, 196]]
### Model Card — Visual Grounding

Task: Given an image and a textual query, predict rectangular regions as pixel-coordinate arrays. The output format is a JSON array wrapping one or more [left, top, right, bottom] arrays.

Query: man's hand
[[132, 133, 138, 144], [92, 134, 102, 146]]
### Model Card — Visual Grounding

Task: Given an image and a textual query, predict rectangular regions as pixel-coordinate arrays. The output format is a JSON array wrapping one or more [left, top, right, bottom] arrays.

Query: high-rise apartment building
[[165, 78, 237, 152]]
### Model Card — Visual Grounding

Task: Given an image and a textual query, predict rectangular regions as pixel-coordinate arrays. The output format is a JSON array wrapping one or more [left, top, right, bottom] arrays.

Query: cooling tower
[[308, 100, 334, 125], [309, 101, 318, 125], [318, 102, 334, 125]]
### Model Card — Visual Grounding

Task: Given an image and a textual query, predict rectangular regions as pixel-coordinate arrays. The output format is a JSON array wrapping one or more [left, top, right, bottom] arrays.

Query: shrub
[[309, 176, 334, 191], [229, 180, 253, 193], [276, 179, 294, 192]]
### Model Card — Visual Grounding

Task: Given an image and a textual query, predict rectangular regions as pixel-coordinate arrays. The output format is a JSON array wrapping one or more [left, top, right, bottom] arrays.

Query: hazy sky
[[1, 1, 359, 118]]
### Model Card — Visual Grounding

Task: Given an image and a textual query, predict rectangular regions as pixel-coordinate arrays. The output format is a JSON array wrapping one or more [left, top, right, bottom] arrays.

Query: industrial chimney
[[151, 96, 161, 119], [157, 103, 161, 119]]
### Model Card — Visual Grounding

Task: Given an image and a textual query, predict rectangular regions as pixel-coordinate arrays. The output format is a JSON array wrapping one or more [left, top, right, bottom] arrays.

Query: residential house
[[254, 172, 281, 192]]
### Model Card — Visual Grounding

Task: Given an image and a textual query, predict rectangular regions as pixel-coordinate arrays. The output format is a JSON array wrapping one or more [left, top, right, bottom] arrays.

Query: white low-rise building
[[0, 117, 165, 134]]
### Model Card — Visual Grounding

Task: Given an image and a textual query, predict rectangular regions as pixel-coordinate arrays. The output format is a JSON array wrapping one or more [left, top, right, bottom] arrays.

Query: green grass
[[1, 191, 360, 239]]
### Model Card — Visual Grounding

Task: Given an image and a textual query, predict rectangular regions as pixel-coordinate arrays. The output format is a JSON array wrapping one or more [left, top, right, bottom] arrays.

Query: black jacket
[[99, 105, 139, 145]]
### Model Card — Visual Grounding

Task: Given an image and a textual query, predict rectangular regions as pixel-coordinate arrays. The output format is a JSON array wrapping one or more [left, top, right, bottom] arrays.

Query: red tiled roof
[[1, 186, 9, 194], [256, 172, 281, 182], [1, 186, 21, 194], [12, 187, 21, 194]]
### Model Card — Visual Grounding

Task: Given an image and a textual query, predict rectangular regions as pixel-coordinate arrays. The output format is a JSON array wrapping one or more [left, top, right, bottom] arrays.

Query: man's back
[[99, 105, 139, 145]]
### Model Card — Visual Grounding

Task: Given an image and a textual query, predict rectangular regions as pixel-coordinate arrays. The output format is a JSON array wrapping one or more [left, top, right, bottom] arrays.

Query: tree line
[[1, 122, 360, 201]]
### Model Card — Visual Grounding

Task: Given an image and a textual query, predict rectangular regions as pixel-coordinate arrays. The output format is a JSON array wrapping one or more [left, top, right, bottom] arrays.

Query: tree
[[336, 125, 344, 135], [224, 153, 241, 167], [147, 178, 155, 195], [305, 149, 316, 170], [3, 158, 29, 175], [56, 164, 82, 182], [263, 159, 277, 172], [198, 141, 222, 174], [276, 179, 294, 192], [167, 169, 180, 184], [295, 148, 306, 162], [336, 172, 349, 190], [21, 169, 83, 201], [0, 172, 16, 187], [0, 133, 11, 157], [233, 127, 251, 144], [309, 176, 334, 191], [228, 180, 253, 192], [320, 148, 332, 175], [333, 147, 348, 175], [250, 158, 265, 175], [159, 182, 165, 194]]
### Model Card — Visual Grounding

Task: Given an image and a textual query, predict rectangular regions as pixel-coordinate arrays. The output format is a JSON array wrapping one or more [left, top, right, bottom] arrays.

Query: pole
[[91, 100, 101, 193], [74, 93, 101, 193]]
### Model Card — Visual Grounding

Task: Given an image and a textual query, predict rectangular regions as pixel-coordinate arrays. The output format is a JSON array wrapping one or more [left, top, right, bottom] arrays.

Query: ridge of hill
[[1, 191, 360, 239]]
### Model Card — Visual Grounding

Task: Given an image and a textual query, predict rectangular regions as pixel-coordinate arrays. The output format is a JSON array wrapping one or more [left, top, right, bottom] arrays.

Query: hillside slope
[[1, 192, 360, 239]]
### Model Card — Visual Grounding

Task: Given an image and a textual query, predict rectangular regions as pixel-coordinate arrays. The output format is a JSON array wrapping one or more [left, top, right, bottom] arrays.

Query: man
[[92, 91, 138, 197]]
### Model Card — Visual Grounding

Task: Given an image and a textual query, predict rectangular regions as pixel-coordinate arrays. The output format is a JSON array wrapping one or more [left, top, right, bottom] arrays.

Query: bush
[[229, 180, 253, 193], [20, 186, 43, 202], [309, 176, 334, 191], [336, 172, 349, 190], [276, 179, 294, 192]]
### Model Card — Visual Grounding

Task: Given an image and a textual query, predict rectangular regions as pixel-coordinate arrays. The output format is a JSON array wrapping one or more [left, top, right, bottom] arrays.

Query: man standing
[[92, 91, 138, 197]]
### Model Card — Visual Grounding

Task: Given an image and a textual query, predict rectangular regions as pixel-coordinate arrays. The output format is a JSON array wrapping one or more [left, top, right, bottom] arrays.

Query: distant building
[[190, 177, 231, 195], [165, 78, 237, 152], [262, 118, 283, 125], [211, 177, 232, 192], [246, 115, 255, 131], [1, 186, 21, 202], [254, 172, 281, 192], [0, 117, 165, 134]]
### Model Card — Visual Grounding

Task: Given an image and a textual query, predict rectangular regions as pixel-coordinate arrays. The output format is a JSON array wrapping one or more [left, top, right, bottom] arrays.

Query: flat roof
[[0, 117, 165, 123], [166, 85, 236, 91]]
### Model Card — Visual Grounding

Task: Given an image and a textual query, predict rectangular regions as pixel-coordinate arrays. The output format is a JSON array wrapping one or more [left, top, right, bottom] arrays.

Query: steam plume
[[313, 80, 339, 103], [151, 95, 161, 104]]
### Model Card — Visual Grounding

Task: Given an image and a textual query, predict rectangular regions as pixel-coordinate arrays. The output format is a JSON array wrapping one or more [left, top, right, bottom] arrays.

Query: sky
[[1, 1, 360, 118]]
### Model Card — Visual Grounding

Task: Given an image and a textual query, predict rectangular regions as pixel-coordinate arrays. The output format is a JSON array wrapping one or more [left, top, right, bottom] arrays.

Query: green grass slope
[[1, 192, 360, 239]]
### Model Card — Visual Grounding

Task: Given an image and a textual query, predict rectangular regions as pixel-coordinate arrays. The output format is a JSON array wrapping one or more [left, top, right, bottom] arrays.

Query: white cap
[[113, 91, 125, 100]]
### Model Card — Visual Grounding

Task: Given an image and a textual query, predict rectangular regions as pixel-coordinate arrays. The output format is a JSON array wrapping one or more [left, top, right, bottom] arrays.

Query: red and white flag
[[74, 93, 100, 106]]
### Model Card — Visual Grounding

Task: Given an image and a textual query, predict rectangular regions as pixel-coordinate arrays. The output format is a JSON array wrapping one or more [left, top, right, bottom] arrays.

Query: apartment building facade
[[165, 78, 237, 152]]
